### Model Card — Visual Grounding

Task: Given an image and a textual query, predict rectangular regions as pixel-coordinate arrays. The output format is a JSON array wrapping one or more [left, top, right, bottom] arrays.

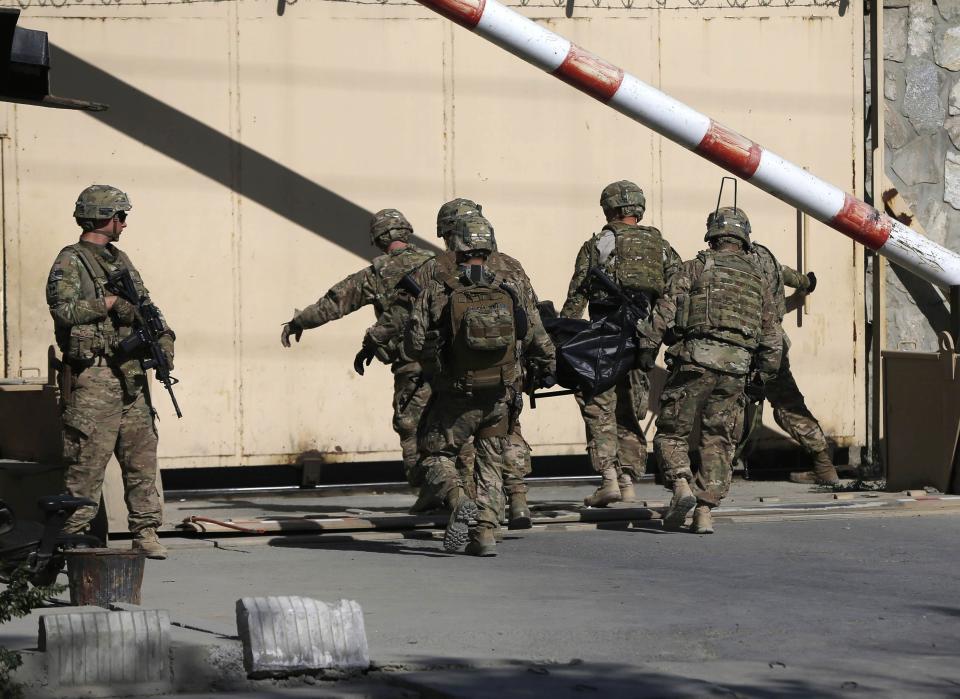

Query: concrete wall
[[884, 0, 960, 351], [0, 0, 865, 469]]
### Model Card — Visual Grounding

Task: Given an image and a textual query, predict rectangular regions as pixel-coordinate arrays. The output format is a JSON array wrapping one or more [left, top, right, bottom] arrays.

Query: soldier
[[748, 244, 839, 486], [378, 198, 539, 528], [47, 185, 175, 559], [561, 181, 681, 507], [654, 206, 781, 534], [406, 214, 555, 556], [280, 209, 434, 490]]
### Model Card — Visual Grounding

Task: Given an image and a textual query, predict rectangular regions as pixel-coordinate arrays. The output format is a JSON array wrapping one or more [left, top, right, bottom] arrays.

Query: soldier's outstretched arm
[[782, 264, 815, 294], [281, 266, 378, 347], [755, 283, 784, 382], [559, 241, 592, 319], [46, 252, 109, 327]]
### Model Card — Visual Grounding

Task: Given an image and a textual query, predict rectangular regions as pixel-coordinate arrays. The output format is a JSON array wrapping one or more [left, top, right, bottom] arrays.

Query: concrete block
[[39, 609, 170, 688], [236, 596, 370, 677]]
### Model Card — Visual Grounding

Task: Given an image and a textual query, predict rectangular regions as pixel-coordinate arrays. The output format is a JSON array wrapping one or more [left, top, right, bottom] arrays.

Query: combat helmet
[[449, 214, 495, 256], [704, 206, 752, 246], [73, 185, 132, 231], [600, 180, 645, 220], [436, 198, 483, 239], [369, 208, 413, 248]]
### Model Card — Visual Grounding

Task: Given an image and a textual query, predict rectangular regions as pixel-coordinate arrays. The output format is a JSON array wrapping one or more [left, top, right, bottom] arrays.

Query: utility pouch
[[675, 294, 690, 331], [66, 325, 103, 365], [462, 304, 514, 351]]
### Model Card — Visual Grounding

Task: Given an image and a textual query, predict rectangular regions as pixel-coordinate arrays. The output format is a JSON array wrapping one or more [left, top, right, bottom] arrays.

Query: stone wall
[[883, 0, 960, 351]]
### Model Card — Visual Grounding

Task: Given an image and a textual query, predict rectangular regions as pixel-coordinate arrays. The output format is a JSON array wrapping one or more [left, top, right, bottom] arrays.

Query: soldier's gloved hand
[[636, 348, 657, 372], [112, 297, 138, 324], [353, 343, 376, 376], [805, 271, 817, 294], [158, 333, 175, 371], [537, 372, 557, 389], [280, 317, 303, 348], [662, 326, 681, 347], [744, 375, 765, 403]]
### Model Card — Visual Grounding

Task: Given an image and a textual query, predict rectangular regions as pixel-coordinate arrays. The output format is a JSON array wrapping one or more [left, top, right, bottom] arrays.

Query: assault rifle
[[107, 269, 183, 418], [396, 273, 422, 298], [587, 267, 652, 322]]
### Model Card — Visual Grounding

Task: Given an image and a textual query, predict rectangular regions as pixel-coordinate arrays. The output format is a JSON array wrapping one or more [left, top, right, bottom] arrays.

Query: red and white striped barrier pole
[[417, 0, 960, 288]]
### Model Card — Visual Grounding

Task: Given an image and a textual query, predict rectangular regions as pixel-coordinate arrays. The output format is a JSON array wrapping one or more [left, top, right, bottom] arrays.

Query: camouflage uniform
[[283, 211, 434, 486], [653, 235, 782, 511], [561, 221, 681, 484], [401, 222, 541, 512], [750, 245, 830, 459], [407, 223, 555, 553], [48, 240, 171, 536]]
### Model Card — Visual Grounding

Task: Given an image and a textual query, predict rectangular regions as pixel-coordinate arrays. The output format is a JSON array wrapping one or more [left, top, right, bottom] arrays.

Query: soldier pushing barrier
[[654, 198, 782, 534], [405, 214, 555, 556], [561, 181, 681, 507], [279, 209, 434, 491], [48, 185, 176, 559]]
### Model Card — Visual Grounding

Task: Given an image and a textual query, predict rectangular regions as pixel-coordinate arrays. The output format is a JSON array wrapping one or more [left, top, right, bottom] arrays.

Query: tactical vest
[[592, 223, 665, 300], [371, 245, 435, 316], [444, 271, 519, 391], [751, 243, 786, 321], [56, 243, 136, 365], [685, 249, 765, 350]]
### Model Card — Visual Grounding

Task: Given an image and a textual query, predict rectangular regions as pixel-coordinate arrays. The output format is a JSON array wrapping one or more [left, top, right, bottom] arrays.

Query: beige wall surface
[[0, 0, 864, 469]]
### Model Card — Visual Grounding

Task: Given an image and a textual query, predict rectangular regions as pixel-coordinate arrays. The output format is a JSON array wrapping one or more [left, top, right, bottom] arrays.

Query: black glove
[[744, 375, 765, 403], [662, 327, 681, 347], [538, 372, 557, 390], [636, 348, 657, 372], [353, 343, 376, 376], [805, 271, 817, 295], [280, 317, 303, 348]]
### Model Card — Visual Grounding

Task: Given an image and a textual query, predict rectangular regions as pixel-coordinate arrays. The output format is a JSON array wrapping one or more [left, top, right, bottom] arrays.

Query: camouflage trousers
[[456, 421, 532, 496], [765, 348, 829, 456], [393, 372, 432, 487], [418, 388, 512, 530], [654, 364, 746, 507], [575, 368, 649, 480], [60, 365, 161, 535], [396, 373, 480, 499]]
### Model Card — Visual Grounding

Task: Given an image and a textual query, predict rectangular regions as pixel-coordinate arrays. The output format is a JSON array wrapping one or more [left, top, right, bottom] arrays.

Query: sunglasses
[[115, 211, 127, 222]]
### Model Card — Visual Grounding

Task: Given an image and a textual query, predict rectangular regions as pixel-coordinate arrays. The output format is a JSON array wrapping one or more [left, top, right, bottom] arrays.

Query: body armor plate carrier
[[685, 249, 765, 350]]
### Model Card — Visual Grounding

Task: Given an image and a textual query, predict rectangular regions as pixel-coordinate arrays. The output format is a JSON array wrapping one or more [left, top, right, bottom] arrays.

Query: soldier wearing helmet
[[279, 208, 434, 487], [560, 180, 682, 508], [47, 185, 175, 559], [368, 198, 545, 530], [746, 225, 837, 486], [405, 210, 555, 556], [652, 199, 782, 534]]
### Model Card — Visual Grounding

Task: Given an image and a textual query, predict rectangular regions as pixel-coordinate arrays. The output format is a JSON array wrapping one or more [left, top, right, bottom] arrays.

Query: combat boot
[[465, 527, 497, 557], [617, 474, 637, 503], [132, 529, 167, 560], [583, 468, 622, 508], [443, 488, 478, 553], [788, 450, 840, 486], [690, 505, 714, 534], [507, 492, 532, 530], [662, 478, 696, 530]]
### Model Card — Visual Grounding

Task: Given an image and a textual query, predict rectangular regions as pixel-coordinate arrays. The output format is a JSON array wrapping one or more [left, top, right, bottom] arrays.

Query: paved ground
[[5, 482, 960, 697]]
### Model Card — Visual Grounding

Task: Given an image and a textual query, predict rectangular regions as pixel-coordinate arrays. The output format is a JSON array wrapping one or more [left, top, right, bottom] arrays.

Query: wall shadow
[[50, 45, 441, 260]]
